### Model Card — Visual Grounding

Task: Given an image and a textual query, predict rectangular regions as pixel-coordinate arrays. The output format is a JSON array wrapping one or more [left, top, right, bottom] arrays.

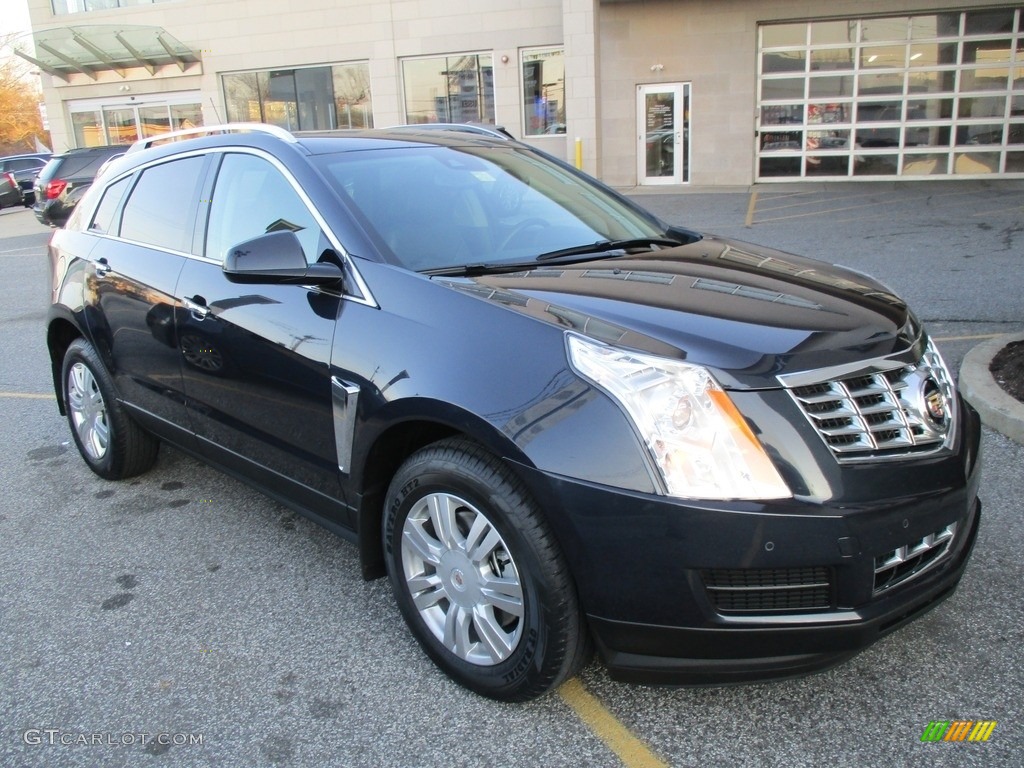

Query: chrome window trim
[[82, 144, 378, 308]]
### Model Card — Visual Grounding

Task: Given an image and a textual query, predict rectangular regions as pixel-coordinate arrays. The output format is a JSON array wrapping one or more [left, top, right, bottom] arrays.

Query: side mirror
[[222, 231, 343, 286]]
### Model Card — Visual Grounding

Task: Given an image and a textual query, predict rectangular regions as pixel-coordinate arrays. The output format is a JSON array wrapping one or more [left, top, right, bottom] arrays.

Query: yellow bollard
[[574, 137, 583, 170]]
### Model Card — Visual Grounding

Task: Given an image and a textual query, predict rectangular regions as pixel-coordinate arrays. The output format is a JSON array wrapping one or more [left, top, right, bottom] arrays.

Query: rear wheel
[[383, 438, 589, 701], [62, 338, 159, 480]]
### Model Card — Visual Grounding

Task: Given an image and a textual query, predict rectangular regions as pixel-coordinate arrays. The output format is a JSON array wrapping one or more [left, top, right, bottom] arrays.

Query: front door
[[637, 83, 690, 185], [177, 150, 348, 519]]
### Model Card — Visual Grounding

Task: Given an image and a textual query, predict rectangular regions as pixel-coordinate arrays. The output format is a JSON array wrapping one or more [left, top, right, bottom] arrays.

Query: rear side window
[[90, 176, 131, 235], [8, 158, 44, 172], [36, 158, 61, 184], [119, 156, 206, 253]]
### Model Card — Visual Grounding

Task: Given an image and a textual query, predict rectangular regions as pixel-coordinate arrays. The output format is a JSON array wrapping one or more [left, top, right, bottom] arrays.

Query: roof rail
[[125, 123, 297, 154]]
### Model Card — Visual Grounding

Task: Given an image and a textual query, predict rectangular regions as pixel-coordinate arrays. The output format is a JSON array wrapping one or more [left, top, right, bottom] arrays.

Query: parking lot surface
[[2, 179, 1023, 767]]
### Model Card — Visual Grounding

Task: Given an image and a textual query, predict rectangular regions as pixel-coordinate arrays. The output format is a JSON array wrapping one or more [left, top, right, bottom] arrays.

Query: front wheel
[[62, 338, 159, 480], [383, 438, 590, 701]]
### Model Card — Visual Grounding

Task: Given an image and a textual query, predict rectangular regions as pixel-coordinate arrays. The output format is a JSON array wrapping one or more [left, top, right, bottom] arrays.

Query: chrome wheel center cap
[[451, 568, 467, 591]]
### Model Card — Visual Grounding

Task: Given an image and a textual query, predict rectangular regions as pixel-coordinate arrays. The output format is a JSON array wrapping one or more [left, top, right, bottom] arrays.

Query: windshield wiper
[[535, 237, 681, 262], [423, 261, 539, 277]]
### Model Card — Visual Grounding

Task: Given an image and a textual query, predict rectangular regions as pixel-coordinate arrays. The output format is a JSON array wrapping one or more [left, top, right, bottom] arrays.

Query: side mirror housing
[[222, 231, 343, 286]]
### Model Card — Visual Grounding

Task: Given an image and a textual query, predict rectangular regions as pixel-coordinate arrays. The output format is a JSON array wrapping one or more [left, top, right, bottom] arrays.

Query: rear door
[[175, 150, 348, 519], [83, 154, 209, 435]]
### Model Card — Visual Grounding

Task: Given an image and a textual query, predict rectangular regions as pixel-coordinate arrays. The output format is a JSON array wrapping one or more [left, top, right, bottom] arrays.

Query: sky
[[0, 0, 32, 39]]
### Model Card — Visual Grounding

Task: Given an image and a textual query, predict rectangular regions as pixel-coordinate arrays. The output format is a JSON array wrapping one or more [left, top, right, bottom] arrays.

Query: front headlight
[[566, 333, 791, 501]]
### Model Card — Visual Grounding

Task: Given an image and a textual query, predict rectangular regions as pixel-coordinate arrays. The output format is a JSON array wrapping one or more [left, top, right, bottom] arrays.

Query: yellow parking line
[[559, 678, 669, 768], [932, 334, 1004, 342], [744, 190, 758, 227], [0, 392, 53, 400]]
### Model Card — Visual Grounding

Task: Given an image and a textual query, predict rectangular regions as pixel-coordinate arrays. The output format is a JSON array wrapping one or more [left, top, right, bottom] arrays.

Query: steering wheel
[[499, 218, 551, 251]]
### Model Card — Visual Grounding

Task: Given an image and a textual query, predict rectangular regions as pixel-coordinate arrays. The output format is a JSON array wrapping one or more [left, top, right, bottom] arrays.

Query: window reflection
[[758, 8, 1024, 179], [902, 153, 949, 175], [954, 152, 1000, 173], [402, 54, 494, 124], [964, 10, 1015, 35], [762, 24, 806, 48], [522, 49, 565, 135], [910, 14, 960, 39], [810, 49, 853, 71], [909, 42, 959, 67], [222, 63, 373, 130], [761, 78, 805, 100], [861, 18, 909, 43], [811, 21, 854, 45], [809, 76, 853, 98], [72, 111, 104, 147], [762, 50, 806, 73]]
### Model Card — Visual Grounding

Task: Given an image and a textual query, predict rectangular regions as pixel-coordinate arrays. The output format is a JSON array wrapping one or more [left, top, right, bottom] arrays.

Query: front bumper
[[593, 496, 979, 685], [513, 402, 982, 686]]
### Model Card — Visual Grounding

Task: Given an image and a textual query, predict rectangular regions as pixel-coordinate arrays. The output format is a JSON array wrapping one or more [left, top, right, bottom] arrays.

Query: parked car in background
[[0, 171, 24, 209], [33, 145, 124, 227], [0, 153, 50, 206], [47, 124, 981, 702]]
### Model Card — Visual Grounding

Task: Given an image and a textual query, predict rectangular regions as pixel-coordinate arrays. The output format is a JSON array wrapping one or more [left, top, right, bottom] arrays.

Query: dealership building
[[14, 0, 1024, 187]]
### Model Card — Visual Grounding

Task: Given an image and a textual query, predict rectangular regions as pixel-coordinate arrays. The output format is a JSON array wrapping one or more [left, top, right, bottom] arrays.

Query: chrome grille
[[781, 341, 956, 462], [703, 567, 832, 613], [874, 523, 957, 593]]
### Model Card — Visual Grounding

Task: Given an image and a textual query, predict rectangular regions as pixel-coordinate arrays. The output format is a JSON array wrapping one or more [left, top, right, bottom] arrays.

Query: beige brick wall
[[27, 0, 565, 151]]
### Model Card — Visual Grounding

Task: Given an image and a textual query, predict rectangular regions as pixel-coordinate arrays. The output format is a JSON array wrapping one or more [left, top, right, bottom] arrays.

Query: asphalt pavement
[[1, 180, 1023, 768]]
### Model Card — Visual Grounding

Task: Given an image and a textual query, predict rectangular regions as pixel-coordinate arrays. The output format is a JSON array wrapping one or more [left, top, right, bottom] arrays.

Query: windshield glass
[[312, 144, 665, 272]]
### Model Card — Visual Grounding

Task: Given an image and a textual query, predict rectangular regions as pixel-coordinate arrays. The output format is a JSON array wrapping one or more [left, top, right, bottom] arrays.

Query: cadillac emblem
[[922, 378, 947, 426]]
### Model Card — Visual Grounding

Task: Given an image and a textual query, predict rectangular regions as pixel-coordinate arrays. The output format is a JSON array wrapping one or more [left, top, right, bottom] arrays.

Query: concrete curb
[[959, 332, 1024, 446]]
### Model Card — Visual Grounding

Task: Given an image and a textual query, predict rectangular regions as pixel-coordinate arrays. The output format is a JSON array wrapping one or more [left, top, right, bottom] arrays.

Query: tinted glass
[[205, 153, 324, 264], [119, 156, 206, 252], [8, 158, 46, 171], [47, 150, 121, 181], [90, 176, 130, 235], [314, 144, 661, 272]]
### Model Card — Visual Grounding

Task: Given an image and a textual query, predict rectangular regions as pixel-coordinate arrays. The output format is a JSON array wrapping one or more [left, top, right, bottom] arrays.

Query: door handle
[[92, 257, 111, 278], [183, 295, 210, 321]]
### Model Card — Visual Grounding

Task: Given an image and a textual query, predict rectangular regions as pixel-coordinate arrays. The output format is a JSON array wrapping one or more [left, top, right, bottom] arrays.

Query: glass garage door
[[757, 8, 1024, 179]]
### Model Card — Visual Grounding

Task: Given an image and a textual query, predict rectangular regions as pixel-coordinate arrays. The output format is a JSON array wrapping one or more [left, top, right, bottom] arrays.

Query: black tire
[[61, 338, 159, 480], [383, 438, 590, 701]]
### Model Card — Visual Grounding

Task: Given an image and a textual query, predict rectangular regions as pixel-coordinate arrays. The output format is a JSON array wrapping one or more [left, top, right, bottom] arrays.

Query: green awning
[[12, 25, 201, 81]]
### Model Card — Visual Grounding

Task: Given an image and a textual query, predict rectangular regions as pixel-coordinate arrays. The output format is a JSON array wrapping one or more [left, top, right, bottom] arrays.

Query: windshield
[[312, 144, 666, 272]]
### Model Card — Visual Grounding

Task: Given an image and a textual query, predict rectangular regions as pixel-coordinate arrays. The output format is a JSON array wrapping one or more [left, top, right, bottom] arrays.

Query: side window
[[205, 153, 325, 264], [119, 156, 206, 252], [11, 158, 43, 172], [90, 176, 131, 235]]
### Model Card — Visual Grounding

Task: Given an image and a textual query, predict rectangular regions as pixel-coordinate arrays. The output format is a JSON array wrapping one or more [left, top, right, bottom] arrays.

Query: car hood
[[437, 235, 918, 389]]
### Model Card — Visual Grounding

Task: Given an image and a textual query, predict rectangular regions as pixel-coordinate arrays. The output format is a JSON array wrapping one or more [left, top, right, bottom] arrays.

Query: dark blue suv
[[46, 125, 981, 701]]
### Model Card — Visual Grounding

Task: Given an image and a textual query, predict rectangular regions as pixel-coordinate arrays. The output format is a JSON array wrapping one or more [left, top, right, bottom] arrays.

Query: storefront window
[[402, 54, 494, 124], [222, 63, 373, 131], [522, 48, 565, 135], [69, 97, 203, 148], [104, 107, 139, 145], [758, 8, 1024, 179], [71, 111, 103, 147], [52, 0, 171, 14]]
